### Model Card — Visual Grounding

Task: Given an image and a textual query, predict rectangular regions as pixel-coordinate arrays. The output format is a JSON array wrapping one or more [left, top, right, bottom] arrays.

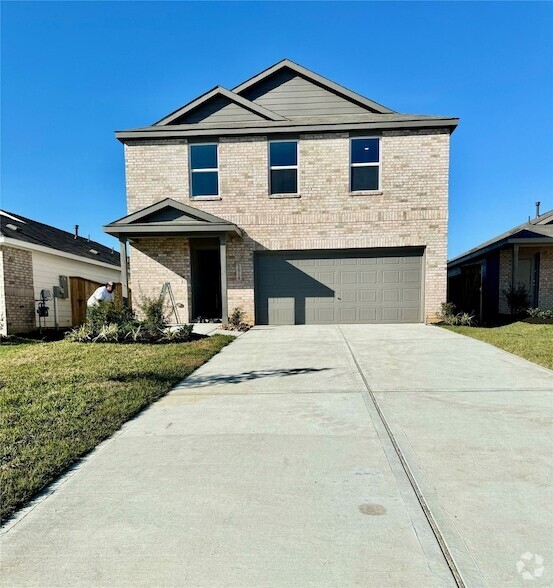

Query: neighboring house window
[[190, 144, 218, 197], [350, 138, 380, 191], [269, 141, 298, 194]]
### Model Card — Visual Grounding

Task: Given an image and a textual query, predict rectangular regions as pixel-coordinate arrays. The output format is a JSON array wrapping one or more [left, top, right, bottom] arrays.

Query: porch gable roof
[[104, 198, 242, 238]]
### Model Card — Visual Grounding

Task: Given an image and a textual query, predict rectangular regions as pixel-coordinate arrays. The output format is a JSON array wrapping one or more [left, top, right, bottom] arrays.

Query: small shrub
[[65, 324, 93, 342], [123, 324, 145, 343], [93, 323, 121, 343], [527, 307, 553, 320], [161, 324, 194, 342], [502, 284, 529, 315], [456, 312, 475, 327], [66, 295, 195, 344], [438, 302, 457, 325], [86, 301, 136, 331], [223, 307, 251, 332], [139, 295, 168, 337], [229, 307, 246, 327], [438, 302, 475, 326]]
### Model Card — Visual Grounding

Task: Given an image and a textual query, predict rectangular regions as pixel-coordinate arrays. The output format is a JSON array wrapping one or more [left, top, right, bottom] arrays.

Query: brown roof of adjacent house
[[0, 210, 121, 267]]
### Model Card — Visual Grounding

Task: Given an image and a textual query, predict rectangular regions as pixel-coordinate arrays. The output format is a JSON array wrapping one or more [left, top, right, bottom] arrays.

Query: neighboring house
[[0, 210, 122, 335], [105, 59, 458, 325], [447, 209, 553, 322]]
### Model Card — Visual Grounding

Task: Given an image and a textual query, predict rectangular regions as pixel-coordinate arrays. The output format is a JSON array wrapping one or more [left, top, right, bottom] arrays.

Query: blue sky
[[2, 1, 552, 257]]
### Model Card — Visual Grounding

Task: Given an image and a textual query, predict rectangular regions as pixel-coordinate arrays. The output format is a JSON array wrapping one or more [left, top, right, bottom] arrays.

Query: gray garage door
[[254, 248, 423, 325]]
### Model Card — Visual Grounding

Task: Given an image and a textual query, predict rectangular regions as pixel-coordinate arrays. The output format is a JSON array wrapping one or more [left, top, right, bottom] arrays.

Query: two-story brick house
[[105, 59, 458, 325]]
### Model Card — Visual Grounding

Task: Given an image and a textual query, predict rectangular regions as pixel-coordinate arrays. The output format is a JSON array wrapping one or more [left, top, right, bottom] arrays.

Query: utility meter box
[[58, 276, 69, 298]]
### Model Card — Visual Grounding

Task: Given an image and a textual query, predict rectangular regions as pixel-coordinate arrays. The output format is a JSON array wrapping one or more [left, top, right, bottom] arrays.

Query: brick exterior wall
[[0, 245, 35, 334], [498, 249, 512, 314], [124, 129, 451, 323], [130, 238, 191, 320], [498, 246, 553, 313], [0, 248, 5, 335], [538, 247, 553, 310]]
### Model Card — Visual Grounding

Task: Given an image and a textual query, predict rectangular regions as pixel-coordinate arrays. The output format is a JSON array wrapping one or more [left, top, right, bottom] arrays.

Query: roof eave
[[104, 223, 242, 238], [115, 117, 459, 142], [448, 235, 553, 267]]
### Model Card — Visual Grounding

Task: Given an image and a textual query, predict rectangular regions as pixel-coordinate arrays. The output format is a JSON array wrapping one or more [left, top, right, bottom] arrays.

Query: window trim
[[189, 142, 220, 198], [268, 139, 299, 195], [349, 136, 381, 192]]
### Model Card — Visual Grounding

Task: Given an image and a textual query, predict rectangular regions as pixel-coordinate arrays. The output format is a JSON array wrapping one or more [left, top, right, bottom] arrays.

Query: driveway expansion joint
[[337, 325, 471, 588]]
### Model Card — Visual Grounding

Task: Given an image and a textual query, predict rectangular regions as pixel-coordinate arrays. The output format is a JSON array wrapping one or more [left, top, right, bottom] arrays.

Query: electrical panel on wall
[[58, 276, 69, 299]]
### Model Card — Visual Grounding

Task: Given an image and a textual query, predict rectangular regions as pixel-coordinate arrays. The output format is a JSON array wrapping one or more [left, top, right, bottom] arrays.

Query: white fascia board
[[0, 211, 26, 223], [0, 237, 122, 272]]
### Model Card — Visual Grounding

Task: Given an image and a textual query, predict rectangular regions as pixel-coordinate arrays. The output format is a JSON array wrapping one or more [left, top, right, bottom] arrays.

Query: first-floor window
[[269, 140, 298, 194], [350, 137, 380, 191], [190, 143, 218, 197]]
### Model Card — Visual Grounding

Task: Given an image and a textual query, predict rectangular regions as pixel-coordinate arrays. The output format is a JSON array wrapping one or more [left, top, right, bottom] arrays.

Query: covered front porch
[[104, 198, 243, 323]]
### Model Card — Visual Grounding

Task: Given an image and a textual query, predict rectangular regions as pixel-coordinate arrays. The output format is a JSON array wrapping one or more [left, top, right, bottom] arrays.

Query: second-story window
[[269, 141, 298, 194], [190, 143, 218, 197], [350, 138, 380, 191]]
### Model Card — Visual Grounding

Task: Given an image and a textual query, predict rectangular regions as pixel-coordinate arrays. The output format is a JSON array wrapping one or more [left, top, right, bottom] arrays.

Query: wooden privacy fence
[[70, 278, 125, 326]]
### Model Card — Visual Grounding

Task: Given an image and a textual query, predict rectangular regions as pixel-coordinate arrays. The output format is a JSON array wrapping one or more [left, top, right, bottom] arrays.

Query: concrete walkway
[[1, 325, 552, 587]]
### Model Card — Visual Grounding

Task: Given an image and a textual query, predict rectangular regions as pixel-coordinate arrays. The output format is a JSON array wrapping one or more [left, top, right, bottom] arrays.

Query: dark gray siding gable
[[172, 96, 267, 124], [241, 68, 372, 119]]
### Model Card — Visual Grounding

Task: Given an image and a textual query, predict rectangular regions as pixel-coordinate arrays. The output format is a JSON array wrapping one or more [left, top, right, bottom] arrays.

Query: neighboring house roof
[[116, 58, 459, 141], [448, 210, 553, 267], [0, 210, 121, 267], [104, 198, 242, 238]]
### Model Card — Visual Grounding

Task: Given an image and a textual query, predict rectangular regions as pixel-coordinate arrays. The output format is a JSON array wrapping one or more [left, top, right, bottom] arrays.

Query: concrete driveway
[[1, 325, 552, 587]]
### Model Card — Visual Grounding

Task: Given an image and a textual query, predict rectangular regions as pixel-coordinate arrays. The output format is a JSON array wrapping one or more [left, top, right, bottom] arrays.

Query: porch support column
[[119, 238, 129, 306], [219, 234, 228, 323], [512, 243, 519, 291]]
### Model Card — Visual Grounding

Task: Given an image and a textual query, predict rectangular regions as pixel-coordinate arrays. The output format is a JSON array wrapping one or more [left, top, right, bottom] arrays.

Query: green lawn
[[0, 335, 233, 521], [443, 322, 553, 370]]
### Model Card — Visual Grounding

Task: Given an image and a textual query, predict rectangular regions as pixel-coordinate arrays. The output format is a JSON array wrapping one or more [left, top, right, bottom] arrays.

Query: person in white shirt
[[87, 282, 115, 307]]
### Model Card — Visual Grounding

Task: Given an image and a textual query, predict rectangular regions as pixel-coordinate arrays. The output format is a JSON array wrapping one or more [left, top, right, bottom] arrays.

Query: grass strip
[[442, 322, 553, 370], [0, 335, 233, 521]]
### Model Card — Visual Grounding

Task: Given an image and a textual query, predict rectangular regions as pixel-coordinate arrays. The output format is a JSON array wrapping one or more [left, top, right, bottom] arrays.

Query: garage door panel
[[318, 272, 335, 284], [255, 249, 422, 324], [360, 308, 378, 321], [360, 271, 377, 284], [382, 270, 400, 283], [382, 307, 400, 321], [402, 308, 420, 322], [318, 308, 336, 322], [403, 270, 421, 283], [340, 290, 357, 303], [360, 289, 377, 303], [382, 290, 400, 302], [403, 289, 421, 302], [340, 272, 358, 284], [268, 297, 295, 326], [340, 308, 357, 322]]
